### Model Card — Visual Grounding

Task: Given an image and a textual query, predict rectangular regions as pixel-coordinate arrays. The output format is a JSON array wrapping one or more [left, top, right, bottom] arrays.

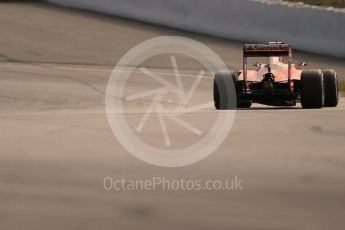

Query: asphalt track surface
[[1, 2, 345, 230]]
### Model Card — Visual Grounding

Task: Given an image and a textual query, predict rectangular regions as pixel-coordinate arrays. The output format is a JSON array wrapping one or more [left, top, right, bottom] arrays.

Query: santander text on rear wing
[[244, 43, 291, 57]]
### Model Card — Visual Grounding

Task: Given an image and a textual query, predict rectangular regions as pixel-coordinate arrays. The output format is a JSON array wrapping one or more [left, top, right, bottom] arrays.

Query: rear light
[[290, 81, 294, 89], [246, 83, 251, 91]]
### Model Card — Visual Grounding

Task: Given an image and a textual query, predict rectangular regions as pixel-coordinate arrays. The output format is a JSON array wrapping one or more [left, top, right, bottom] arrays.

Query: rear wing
[[244, 43, 291, 57], [242, 42, 293, 93]]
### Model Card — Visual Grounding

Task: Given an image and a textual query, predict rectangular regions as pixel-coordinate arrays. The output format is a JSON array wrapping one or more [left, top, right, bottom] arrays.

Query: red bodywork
[[238, 43, 302, 83]]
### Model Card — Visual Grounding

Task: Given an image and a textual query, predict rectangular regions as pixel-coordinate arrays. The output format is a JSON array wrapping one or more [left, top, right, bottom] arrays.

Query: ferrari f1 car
[[214, 42, 339, 109]]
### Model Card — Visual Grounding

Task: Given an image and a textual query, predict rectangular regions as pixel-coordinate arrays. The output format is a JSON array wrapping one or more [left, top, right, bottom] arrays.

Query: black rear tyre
[[300, 69, 324, 109], [323, 69, 338, 107], [213, 71, 237, 110]]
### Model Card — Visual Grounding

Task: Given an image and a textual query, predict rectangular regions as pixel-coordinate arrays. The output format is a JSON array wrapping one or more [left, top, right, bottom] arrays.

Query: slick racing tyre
[[213, 71, 236, 110], [323, 69, 338, 107], [300, 69, 324, 109]]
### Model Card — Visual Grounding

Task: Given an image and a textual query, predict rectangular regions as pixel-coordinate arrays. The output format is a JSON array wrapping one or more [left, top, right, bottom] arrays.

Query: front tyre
[[323, 69, 338, 107], [300, 69, 324, 109], [213, 71, 237, 110]]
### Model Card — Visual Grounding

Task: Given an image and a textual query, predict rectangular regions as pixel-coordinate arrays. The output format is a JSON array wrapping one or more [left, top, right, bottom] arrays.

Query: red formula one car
[[214, 42, 339, 109]]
